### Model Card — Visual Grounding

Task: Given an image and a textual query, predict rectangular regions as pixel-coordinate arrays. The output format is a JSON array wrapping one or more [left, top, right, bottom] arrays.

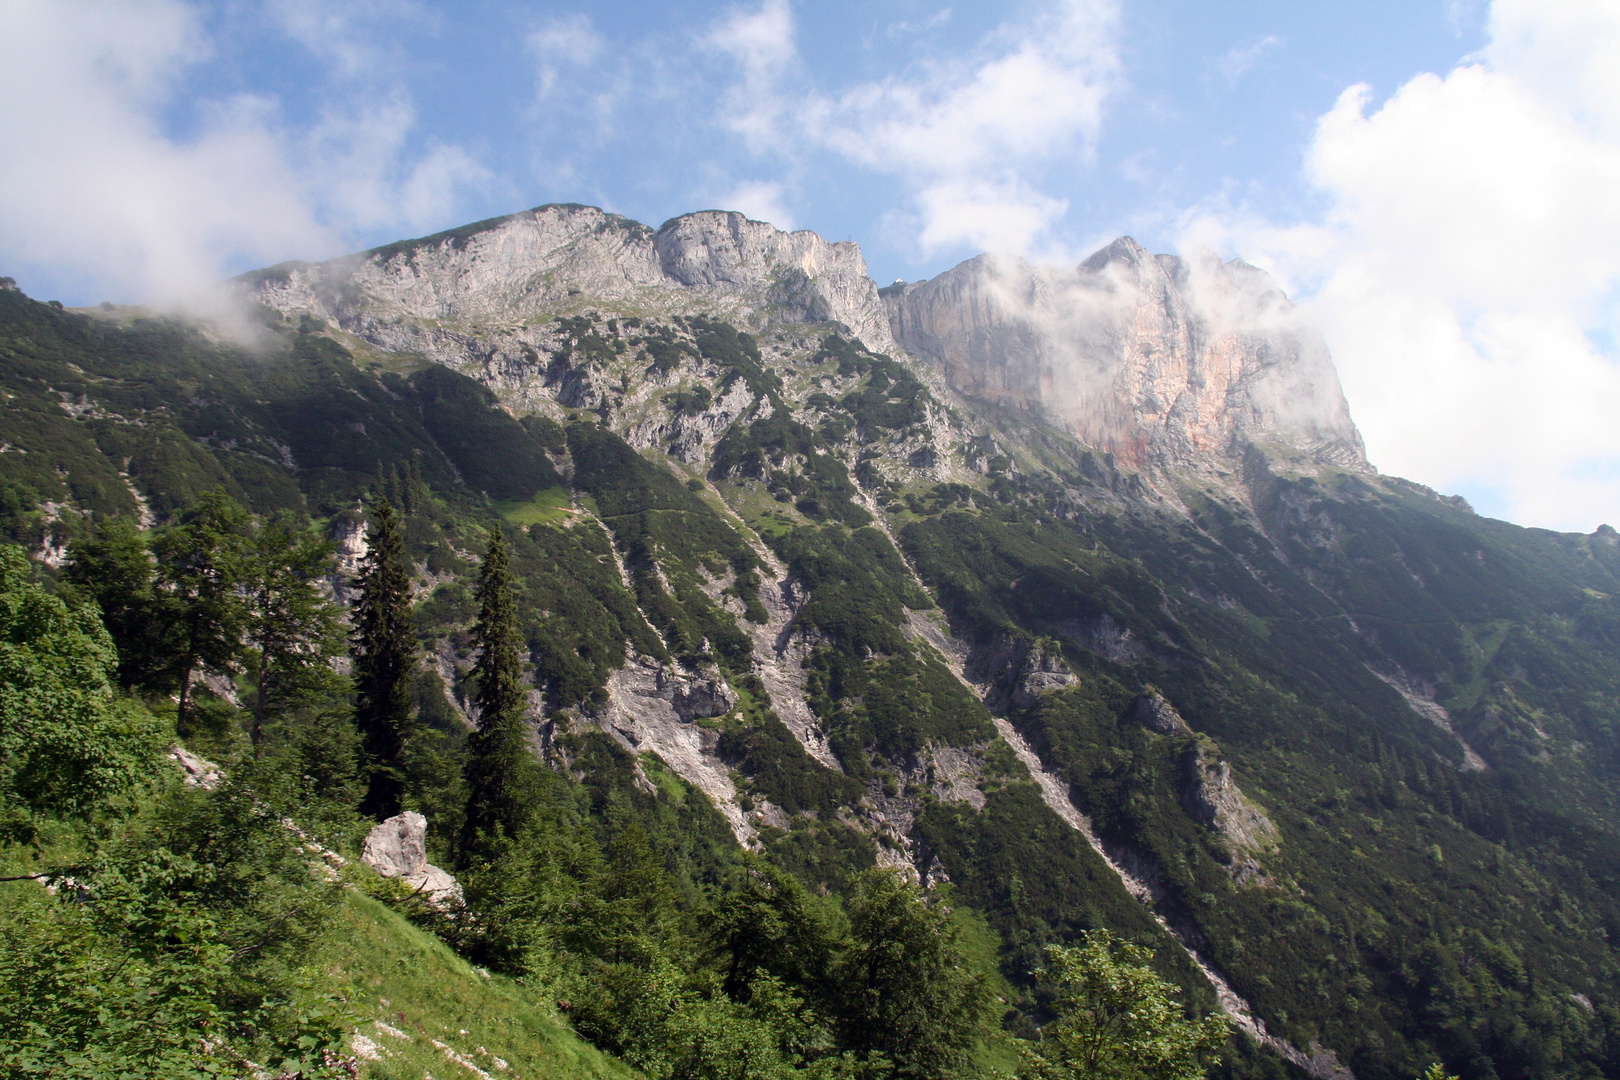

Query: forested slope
[[2, 208, 1619, 1080]]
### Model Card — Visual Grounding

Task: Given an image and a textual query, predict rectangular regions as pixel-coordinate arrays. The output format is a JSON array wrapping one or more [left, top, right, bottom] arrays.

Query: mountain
[[5, 204, 1620, 1080], [883, 239, 1365, 471]]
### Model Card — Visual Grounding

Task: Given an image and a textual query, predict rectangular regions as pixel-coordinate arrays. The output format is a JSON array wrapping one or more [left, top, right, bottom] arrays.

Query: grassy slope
[[331, 893, 636, 1080]]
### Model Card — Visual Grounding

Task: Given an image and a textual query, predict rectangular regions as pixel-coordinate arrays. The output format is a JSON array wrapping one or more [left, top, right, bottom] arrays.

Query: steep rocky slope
[[6, 206, 1620, 1080], [884, 239, 1366, 472]]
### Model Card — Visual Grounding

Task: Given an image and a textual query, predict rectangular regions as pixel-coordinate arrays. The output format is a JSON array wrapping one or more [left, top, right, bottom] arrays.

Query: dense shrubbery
[[11, 282, 1620, 1080]]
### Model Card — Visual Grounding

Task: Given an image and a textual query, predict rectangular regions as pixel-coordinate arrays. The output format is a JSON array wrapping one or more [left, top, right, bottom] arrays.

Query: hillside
[[2, 205, 1620, 1080]]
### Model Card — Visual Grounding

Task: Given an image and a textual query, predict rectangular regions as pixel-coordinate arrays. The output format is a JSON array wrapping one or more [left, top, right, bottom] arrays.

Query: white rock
[[361, 812, 463, 908], [167, 745, 223, 789], [885, 239, 1368, 471], [246, 205, 894, 355]]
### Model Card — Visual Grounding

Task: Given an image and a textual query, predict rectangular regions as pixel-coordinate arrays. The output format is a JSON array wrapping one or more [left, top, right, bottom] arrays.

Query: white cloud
[[0, 0, 485, 311], [303, 94, 490, 234], [707, 0, 799, 154], [1185, 0, 1620, 531], [707, 0, 1119, 257], [528, 14, 605, 100], [886, 8, 954, 39], [716, 181, 797, 231], [1215, 34, 1282, 84], [264, 0, 428, 78]]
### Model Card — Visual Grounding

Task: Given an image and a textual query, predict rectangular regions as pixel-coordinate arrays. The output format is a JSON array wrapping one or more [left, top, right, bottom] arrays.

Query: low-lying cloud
[[1186, 0, 1620, 531], [0, 0, 486, 312]]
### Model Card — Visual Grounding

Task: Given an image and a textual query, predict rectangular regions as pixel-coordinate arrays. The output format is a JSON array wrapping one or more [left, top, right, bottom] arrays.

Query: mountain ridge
[[5, 204, 1620, 1080]]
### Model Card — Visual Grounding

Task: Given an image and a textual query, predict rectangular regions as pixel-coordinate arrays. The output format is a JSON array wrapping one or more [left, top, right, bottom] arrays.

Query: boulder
[[361, 812, 462, 908]]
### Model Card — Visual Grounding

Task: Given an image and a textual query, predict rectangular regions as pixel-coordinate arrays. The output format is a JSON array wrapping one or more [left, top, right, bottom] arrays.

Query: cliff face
[[246, 204, 895, 354], [884, 238, 1368, 470], [11, 202, 1620, 1080]]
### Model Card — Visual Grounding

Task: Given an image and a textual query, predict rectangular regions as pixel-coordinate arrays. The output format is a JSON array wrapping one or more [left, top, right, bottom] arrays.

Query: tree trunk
[[252, 652, 266, 748], [175, 663, 194, 739]]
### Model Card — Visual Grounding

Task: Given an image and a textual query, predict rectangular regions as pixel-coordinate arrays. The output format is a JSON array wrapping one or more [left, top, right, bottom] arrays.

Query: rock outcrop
[[970, 632, 1075, 713], [1182, 738, 1280, 884], [884, 239, 1368, 471], [361, 812, 462, 908], [1130, 688, 1192, 735], [1127, 692, 1278, 882], [245, 205, 894, 355]]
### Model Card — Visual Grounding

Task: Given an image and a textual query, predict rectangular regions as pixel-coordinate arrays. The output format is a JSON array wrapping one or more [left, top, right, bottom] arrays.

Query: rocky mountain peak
[[244, 203, 894, 352], [885, 239, 1369, 471]]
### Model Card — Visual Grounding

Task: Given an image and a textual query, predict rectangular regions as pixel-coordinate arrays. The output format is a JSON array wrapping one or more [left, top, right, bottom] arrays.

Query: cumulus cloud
[[707, 0, 1120, 256], [0, 0, 484, 311], [1185, 0, 1620, 531], [716, 181, 798, 231]]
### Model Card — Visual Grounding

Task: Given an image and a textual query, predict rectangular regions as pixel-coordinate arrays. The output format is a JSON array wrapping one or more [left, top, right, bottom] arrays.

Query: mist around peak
[[884, 239, 1368, 472]]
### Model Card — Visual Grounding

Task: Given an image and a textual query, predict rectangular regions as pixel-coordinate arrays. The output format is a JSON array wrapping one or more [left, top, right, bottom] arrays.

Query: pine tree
[[64, 515, 171, 693], [459, 525, 538, 863], [244, 513, 344, 748], [405, 456, 425, 513], [150, 489, 250, 739], [351, 499, 416, 820]]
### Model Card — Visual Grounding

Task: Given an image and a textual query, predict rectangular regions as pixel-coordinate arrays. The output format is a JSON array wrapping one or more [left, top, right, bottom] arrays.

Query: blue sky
[[103, 0, 1492, 289], [4, 0, 1620, 533]]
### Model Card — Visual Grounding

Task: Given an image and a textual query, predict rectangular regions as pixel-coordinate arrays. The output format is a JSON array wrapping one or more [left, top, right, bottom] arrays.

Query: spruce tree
[[459, 525, 537, 863], [244, 514, 344, 748], [351, 499, 416, 820], [150, 489, 250, 739], [64, 516, 171, 693]]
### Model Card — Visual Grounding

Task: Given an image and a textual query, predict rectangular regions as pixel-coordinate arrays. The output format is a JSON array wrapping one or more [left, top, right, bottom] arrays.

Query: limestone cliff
[[884, 238, 1368, 471], [244, 204, 894, 355]]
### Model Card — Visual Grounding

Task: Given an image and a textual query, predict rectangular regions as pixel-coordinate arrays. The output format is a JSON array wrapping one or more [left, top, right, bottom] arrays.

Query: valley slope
[[5, 204, 1620, 1080]]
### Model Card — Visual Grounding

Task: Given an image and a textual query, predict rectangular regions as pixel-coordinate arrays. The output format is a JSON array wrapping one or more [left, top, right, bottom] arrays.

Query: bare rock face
[[361, 812, 462, 908], [593, 653, 753, 843], [168, 744, 223, 789], [1130, 688, 1192, 735], [246, 205, 894, 354], [885, 239, 1368, 471], [970, 632, 1075, 713], [1124, 694, 1278, 882], [1182, 738, 1279, 884]]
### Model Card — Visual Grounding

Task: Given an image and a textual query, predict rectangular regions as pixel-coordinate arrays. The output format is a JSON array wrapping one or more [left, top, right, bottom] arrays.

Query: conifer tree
[[351, 499, 416, 820], [150, 489, 250, 739], [459, 525, 537, 863], [64, 516, 170, 693], [244, 513, 344, 748]]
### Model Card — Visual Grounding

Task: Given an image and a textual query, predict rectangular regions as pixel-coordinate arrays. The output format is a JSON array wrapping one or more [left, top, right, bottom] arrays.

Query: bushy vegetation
[[10, 277, 1620, 1080]]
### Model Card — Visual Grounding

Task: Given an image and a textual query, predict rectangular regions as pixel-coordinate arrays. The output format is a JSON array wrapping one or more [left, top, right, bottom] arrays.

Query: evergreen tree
[[405, 456, 425, 513], [351, 499, 416, 820], [243, 514, 344, 748], [63, 516, 171, 693], [150, 489, 250, 739], [835, 869, 995, 1080], [459, 526, 538, 862]]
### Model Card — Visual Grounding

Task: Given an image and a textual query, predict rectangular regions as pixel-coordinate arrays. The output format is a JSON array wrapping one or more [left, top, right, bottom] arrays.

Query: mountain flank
[[3, 206, 1620, 1080]]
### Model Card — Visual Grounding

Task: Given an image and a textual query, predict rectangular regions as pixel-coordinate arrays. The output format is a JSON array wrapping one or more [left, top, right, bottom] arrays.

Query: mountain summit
[[245, 206, 1360, 478], [885, 239, 1367, 471], [246, 203, 895, 357], [9, 203, 1620, 1080]]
